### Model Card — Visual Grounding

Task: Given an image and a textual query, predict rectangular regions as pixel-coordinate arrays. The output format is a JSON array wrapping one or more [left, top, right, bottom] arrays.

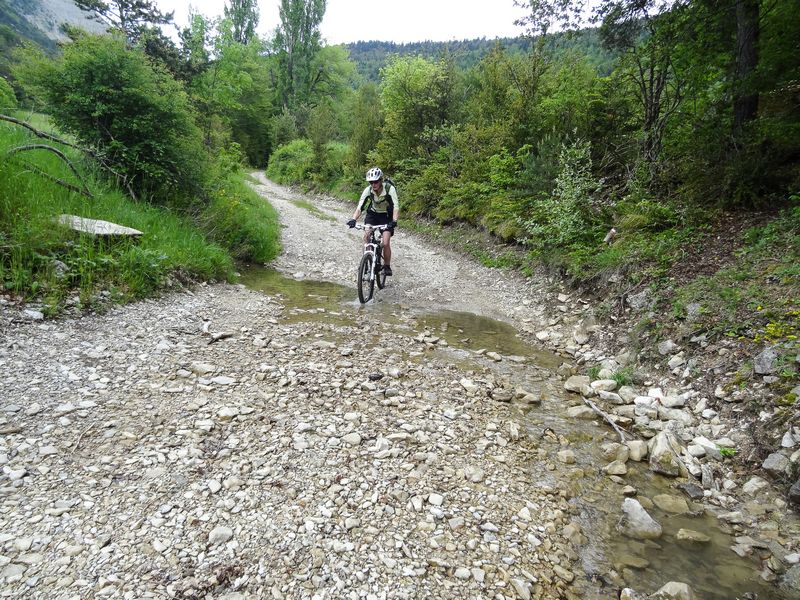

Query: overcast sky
[[156, 0, 529, 45]]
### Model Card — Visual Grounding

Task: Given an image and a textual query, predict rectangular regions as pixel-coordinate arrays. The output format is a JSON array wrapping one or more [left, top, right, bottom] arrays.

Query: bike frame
[[355, 224, 389, 277], [353, 223, 389, 302]]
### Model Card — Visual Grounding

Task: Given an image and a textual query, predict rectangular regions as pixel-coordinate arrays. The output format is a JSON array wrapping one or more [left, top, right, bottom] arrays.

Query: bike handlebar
[[353, 223, 391, 232]]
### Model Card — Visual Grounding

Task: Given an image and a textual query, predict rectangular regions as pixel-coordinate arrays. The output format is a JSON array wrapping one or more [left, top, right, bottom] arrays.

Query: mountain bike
[[353, 223, 390, 303]]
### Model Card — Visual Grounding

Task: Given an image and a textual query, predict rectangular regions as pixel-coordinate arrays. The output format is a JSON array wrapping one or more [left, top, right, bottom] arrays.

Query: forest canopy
[[1, 0, 798, 281]]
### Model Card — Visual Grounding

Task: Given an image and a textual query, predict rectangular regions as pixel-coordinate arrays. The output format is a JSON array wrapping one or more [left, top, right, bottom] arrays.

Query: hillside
[[0, 0, 103, 49], [345, 28, 618, 81]]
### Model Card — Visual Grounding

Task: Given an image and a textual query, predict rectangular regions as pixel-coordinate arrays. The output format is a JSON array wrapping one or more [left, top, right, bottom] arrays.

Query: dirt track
[[249, 173, 577, 339]]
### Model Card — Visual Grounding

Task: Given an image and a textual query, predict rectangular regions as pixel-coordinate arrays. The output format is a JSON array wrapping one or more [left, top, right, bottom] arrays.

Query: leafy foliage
[[272, 0, 326, 110], [225, 0, 259, 45], [16, 34, 208, 203], [0, 74, 15, 110], [266, 138, 315, 184], [0, 118, 235, 311], [74, 0, 173, 41], [521, 138, 605, 251]]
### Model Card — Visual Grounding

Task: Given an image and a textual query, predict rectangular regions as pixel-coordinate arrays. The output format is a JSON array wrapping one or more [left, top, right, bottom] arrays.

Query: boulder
[[617, 498, 662, 540], [649, 431, 688, 478]]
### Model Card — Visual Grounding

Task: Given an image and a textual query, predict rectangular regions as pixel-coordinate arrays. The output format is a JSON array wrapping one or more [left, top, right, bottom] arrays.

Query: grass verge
[[0, 115, 280, 314]]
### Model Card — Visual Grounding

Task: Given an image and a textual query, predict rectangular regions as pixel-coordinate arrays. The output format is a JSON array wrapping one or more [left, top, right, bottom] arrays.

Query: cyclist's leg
[[363, 213, 379, 244], [382, 230, 392, 266]]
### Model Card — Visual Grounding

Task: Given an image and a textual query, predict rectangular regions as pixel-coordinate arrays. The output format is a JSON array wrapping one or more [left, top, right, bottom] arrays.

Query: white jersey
[[357, 182, 398, 216]]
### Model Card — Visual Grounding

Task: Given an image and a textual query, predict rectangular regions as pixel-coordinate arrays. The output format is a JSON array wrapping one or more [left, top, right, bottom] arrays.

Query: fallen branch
[[0, 114, 85, 151], [0, 113, 138, 201], [9, 144, 94, 197], [21, 162, 92, 197], [71, 424, 94, 451], [208, 332, 235, 345], [583, 396, 629, 443]]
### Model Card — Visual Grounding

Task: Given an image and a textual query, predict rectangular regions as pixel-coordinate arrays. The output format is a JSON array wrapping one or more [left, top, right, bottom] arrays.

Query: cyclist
[[347, 167, 399, 276]]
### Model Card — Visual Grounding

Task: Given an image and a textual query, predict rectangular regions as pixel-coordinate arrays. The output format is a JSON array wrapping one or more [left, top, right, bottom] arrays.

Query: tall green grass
[[0, 115, 278, 314], [201, 171, 281, 263]]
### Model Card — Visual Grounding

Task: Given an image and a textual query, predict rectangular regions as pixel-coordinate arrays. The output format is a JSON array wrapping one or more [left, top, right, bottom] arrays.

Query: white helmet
[[366, 167, 383, 182]]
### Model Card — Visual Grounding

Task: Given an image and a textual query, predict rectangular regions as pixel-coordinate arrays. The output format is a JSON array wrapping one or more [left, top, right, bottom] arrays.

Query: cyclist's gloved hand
[[347, 219, 356, 228], [389, 220, 398, 230]]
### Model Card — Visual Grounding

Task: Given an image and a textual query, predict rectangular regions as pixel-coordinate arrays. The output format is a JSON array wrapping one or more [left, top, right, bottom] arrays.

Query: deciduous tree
[[74, 0, 173, 42], [224, 0, 260, 45], [272, 0, 326, 109]]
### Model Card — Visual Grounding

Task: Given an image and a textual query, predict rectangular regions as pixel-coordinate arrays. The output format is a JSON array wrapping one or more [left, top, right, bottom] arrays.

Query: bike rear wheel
[[375, 252, 387, 289], [357, 252, 375, 303]]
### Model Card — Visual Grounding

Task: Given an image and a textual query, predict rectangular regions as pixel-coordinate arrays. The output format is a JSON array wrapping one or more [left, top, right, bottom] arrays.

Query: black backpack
[[365, 177, 397, 216]]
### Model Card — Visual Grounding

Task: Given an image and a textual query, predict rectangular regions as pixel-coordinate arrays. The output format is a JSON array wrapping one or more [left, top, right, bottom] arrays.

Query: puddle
[[239, 266, 557, 364], [409, 309, 562, 369], [238, 266, 353, 310], [239, 265, 795, 599]]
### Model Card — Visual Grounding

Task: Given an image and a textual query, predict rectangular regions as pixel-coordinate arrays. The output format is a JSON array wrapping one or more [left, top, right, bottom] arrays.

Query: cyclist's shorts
[[365, 211, 394, 235]]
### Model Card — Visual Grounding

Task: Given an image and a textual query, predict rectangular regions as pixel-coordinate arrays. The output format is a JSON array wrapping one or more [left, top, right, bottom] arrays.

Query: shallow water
[[239, 266, 795, 600]]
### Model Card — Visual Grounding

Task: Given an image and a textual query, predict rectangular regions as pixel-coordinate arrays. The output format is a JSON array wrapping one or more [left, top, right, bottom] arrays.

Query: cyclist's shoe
[[383, 265, 392, 276]]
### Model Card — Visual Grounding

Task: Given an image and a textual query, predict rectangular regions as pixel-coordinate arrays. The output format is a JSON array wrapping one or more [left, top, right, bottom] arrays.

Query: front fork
[[363, 244, 380, 279]]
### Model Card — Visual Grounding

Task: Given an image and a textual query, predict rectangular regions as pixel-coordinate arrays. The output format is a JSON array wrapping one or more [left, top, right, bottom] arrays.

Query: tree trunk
[[732, 0, 760, 136]]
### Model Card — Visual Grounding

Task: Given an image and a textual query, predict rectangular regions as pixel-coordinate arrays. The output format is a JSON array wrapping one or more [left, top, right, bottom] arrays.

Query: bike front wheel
[[357, 252, 375, 303]]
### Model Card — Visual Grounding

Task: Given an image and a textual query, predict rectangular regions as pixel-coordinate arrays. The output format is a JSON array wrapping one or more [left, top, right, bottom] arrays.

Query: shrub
[[17, 34, 208, 204], [266, 139, 314, 185], [201, 172, 280, 263], [521, 139, 605, 251], [0, 76, 16, 110]]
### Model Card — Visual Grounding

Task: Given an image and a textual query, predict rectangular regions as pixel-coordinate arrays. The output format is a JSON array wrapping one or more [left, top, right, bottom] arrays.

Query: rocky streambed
[[0, 175, 798, 600]]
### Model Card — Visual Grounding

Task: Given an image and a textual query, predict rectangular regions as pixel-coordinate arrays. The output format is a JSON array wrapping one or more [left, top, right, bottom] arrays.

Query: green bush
[[0, 119, 233, 312], [266, 138, 314, 185], [521, 139, 605, 251], [201, 172, 281, 263], [0, 76, 16, 110], [16, 34, 208, 204]]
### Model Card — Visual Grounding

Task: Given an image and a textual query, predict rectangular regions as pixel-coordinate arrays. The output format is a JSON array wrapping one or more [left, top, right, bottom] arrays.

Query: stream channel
[[240, 265, 791, 600]]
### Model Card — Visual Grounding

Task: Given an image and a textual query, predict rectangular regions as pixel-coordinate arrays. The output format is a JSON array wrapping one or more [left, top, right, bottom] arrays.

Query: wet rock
[[564, 375, 590, 393], [490, 388, 513, 402], [652, 581, 696, 599], [652, 494, 690, 514], [617, 498, 662, 540], [781, 565, 800, 595], [567, 405, 597, 419], [676, 529, 710, 543], [626, 440, 648, 462], [557, 450, 576, 464], [603, 460, 628, 475], [676, 482, 705, 500], [649, 431, 688, 478]]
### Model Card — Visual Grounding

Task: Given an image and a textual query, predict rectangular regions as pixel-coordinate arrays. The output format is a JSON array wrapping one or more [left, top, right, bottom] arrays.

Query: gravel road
[[249, 173, 573, 336], [0, 177, 594, 599]]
